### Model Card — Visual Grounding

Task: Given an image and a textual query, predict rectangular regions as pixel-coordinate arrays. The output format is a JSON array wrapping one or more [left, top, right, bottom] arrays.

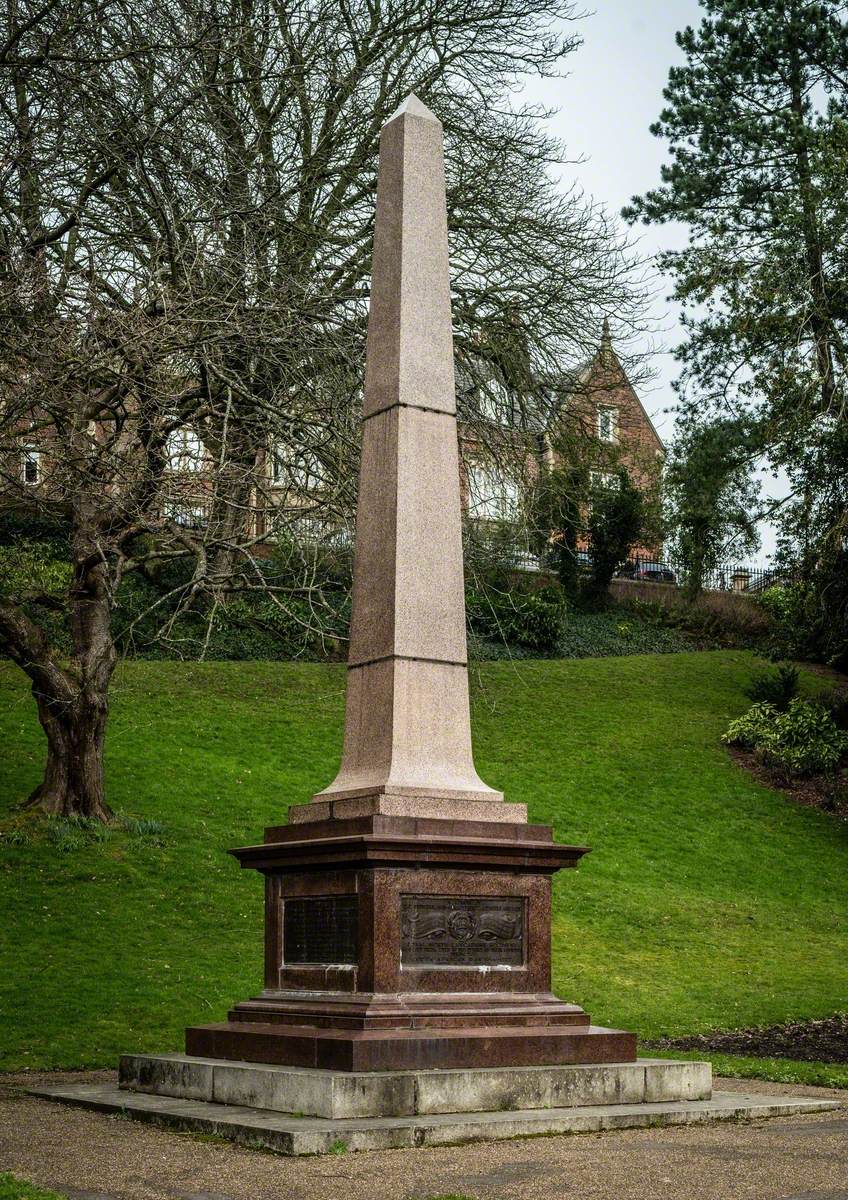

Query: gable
[[572, 350, 664, 455]]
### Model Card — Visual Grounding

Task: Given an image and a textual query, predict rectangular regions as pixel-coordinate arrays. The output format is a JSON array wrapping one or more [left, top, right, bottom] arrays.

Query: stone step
[[118, 1053, 711, 1118], [30, 1081, 840, 1157]]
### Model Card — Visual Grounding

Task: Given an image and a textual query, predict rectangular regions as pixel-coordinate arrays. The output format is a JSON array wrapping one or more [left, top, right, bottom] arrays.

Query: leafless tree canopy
[[0, 0, 648, 817]]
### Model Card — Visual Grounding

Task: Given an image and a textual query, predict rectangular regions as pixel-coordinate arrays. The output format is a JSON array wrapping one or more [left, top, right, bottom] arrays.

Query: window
[[478, 378, 514, 426], [467, 462, 520, 520], [166, 428, 204, 472], [597, 406, 618, 443], [21, 447, 41, 485], [289, 515, 352, 548], [590, 470, 621, 491], [272, 434, 327, 492], [164, 499, 207, 527]]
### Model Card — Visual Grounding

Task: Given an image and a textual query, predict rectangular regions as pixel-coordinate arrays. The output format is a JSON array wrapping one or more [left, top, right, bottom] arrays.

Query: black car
[[616, 561, 677, 584]]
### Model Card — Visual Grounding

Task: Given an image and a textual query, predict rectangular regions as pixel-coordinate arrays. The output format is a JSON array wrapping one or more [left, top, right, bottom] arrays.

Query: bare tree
[[0, 0, 648, 820]]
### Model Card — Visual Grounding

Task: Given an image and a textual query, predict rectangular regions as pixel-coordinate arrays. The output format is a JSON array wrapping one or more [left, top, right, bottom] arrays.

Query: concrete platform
[[118, 1053, 712, 1118], [30, 1079, 840, 1156]]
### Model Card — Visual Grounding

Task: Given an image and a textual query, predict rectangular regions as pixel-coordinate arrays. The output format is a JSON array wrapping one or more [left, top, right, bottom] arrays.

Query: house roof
[[458, 323, 664, 452], [549, 324, 665, 452]]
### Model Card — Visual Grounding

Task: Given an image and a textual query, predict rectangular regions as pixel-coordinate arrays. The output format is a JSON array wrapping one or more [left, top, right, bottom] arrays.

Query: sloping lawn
[[1, 652, 846, 1077]]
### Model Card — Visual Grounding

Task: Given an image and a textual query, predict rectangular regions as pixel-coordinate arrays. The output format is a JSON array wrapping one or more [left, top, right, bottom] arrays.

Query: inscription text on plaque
[[401, 896, 525, 967], [283, 896, 358, 965]]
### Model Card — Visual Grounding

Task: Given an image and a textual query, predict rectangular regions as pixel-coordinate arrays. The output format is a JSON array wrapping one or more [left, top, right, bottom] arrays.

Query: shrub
[[724, 699, 848, 776], [466, 585, 565, 654], [586, 469, 647, 599], [611, 587, 771, 650], [556, 610, 694, 658], [815, 687, 848, 731], [761, 580, 848, 672], [114, 573, 350, 662], [744, 664, 800, 711]]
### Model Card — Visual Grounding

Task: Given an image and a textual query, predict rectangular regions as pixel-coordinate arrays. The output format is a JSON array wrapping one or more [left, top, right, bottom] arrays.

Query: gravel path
[[1, 1071, 846, 1200]]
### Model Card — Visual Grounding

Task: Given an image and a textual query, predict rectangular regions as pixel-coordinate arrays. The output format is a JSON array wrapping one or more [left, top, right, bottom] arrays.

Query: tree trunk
[[683, 540, 706, 603], [205, 447, 260, 592], [26, 688, 112, 821], [0, 546, 116, 823]]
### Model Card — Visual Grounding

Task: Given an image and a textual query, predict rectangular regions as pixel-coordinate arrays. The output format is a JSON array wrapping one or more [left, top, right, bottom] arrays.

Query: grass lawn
[[0, 1175, 68, 1200], [1, 651, 846, 1084]]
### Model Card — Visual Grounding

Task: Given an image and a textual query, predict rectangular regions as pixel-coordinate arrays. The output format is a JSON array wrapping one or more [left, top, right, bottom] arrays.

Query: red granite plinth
[[186, 1021, 635, 1072], [185, 814, 636, 1072]]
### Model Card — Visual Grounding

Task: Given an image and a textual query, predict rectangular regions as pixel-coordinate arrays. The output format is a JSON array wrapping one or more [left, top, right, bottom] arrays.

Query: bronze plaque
[[283, 896, 357, 964], [401, 896, 525, 967]]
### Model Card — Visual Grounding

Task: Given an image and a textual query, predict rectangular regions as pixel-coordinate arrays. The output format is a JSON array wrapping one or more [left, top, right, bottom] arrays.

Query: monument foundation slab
[[31, 1079, 840, 1157]]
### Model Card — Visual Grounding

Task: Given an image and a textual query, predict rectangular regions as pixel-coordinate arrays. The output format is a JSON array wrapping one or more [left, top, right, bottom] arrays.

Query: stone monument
[[35, 96, 840, 1151], [182, 93, 634, 1072]]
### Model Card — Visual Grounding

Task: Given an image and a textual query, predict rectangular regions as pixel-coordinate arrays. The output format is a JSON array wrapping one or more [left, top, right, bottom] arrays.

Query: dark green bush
[[113, 568, 350, 661], [815, 687, 848, 731], [468, 636, 546, 661], [761, 580, 848, 672], [468, 604, 695, 660], [466, 585, 566, 654], [615, 592, 770, 650], [744, 664, 800, 711], [0, 513, 70, 549], [557, 611, 694, 658]]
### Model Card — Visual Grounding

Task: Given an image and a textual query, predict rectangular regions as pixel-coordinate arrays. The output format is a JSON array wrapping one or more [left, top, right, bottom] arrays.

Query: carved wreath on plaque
[[400, 896, 524, 966]]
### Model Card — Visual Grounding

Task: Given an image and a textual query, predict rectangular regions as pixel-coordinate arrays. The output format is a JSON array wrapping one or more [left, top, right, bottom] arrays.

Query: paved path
[[1, 1072, 846, 1200]]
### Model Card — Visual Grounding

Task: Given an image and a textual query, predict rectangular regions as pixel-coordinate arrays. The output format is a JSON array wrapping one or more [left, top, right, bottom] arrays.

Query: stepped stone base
[[31, 1077, 840, 1157], [119, 1053, 710, 1118]]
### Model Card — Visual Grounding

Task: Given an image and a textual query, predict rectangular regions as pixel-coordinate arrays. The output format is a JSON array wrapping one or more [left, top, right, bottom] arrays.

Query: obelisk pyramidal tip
[[299, 91, 525, 825], [386, 93, 440, 125]]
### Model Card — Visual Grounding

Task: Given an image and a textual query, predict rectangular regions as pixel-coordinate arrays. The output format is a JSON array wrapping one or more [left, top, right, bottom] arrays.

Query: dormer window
[[597, 406, 618, 443]]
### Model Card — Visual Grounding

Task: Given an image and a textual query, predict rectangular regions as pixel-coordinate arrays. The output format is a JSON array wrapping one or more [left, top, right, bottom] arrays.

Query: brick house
[[463, 321, 665, 562], [8, 325, 663, 563], [565, 320, 664, 491]]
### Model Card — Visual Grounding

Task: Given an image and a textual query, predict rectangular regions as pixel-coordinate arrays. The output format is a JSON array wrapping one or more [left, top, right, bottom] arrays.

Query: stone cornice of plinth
[[230, 817, 589, 876]]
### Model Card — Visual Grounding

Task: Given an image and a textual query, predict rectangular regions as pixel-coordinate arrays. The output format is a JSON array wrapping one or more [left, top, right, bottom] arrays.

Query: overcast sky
[[519, 0, 781, 564]]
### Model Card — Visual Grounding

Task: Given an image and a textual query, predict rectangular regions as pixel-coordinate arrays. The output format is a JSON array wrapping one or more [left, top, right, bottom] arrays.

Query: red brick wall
[[553, 345, 664, 558]]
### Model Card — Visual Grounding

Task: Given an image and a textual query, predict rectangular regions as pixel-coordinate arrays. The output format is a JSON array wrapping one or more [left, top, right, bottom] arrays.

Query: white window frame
[[21, 446, 41, 485], [590, 470, 621, 491], [597, 406, 618, 443], [478, 377, 513, 426], [166, 428, 204, 472], [271, 434, 326, 492], [467, 462, 521, 521]]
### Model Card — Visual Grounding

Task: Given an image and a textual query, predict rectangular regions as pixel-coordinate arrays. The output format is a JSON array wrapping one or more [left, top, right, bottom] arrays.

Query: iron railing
[[617, 555, 779, 594], [466, 522, 779, 594]]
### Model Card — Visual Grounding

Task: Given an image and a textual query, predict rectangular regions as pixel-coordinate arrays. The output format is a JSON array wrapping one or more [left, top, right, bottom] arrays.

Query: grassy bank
[[1, 652, 846, 1078]]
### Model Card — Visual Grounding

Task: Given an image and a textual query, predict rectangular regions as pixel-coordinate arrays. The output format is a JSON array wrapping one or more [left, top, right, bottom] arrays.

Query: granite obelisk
[[183, 95, 636, 1073], [290, 94, 515, 825]]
